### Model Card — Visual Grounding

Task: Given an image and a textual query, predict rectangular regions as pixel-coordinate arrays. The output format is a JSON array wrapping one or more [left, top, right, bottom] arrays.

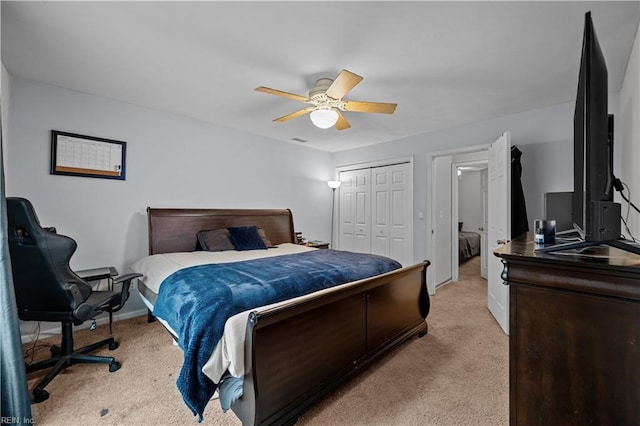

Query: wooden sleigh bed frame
[[145, 207, 430, 425]]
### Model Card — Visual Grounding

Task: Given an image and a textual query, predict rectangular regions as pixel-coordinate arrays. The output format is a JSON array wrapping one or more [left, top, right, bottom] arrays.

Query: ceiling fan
[[255, 69, 397, 130]]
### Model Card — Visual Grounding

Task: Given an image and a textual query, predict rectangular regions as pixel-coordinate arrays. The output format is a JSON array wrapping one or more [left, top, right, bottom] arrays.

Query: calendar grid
[[51, 131, 126, 180]]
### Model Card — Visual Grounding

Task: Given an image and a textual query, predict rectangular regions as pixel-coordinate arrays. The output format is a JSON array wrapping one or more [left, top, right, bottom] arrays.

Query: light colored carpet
[[25, 255, 508, 425]]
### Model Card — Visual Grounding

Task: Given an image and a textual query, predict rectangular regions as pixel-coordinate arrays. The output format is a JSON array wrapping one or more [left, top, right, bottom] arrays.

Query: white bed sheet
[[130, 243, 318, 383]]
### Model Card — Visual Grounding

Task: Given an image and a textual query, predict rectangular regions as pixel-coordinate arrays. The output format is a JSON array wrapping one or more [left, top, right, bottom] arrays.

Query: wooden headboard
[[147, 208, 296, 255]]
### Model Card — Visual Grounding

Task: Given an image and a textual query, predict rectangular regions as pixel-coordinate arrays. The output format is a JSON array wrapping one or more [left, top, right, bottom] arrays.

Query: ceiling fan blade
[[325, 70, 363, 99], [335, 111, 351, 130], [273, 107, 314, 123], [255, 86, 310, 103], [343, 100, 397, 114]]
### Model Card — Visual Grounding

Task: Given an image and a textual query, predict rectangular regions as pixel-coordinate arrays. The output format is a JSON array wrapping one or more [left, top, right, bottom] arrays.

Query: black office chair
[[6, 197, 141, 403]]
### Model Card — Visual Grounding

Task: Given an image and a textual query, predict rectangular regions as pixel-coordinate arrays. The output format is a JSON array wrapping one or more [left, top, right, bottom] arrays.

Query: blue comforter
[[152, 249, 402, 420]]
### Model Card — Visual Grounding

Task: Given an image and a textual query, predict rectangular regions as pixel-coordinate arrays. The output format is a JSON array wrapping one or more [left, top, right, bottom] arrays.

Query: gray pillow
[[257, 227, 276, 248], [197, 229, 235, 252]]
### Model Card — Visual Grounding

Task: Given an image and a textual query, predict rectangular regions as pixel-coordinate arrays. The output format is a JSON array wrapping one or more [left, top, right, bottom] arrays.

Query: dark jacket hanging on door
[[511, 146, 529, 238]]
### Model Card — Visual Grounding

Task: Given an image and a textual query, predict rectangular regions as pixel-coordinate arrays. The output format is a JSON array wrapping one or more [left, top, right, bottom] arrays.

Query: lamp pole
[[327, 181, 341, 248]]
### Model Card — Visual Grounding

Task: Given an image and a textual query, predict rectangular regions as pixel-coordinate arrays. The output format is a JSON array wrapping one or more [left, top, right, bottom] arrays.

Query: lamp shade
[[327, 180, 342, 189], [310, 109, 339, 129]]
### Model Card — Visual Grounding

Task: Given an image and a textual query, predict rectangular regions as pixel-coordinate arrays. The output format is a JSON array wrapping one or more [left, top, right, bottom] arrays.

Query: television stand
[[535, 238, 640, 255], [495, 234, 640, 425]]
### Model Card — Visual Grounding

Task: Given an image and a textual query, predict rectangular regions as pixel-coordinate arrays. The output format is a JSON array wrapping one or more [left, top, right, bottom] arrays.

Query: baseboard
[[20, 308, 148, 344]]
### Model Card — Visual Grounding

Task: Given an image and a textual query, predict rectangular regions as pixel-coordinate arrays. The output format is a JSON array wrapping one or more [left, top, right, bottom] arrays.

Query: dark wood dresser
[[495, 234, 640, 425]]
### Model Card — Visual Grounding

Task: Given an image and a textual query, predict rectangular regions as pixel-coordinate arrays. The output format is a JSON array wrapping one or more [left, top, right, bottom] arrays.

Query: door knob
[[496, 239, 506, 245]]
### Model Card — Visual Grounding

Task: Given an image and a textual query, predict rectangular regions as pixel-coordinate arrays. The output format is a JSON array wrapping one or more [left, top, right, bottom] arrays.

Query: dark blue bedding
[[152, 248, 402, 421]]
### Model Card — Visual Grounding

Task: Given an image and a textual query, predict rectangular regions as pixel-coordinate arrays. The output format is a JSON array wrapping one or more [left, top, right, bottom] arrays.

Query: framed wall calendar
[[50, 130, 127, 180]]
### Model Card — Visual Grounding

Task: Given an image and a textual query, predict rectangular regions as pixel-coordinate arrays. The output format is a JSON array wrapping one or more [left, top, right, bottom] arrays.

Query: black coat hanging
[[511, 146, 529, 238]]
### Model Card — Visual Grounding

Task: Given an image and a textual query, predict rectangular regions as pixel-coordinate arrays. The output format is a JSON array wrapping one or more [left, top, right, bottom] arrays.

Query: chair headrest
[[7, 197, 43, 231]]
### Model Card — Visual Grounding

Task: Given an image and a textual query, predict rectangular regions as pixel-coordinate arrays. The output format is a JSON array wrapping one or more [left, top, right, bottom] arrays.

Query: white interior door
[[372, 167, 391, 258], [371, 163, 412, 266], [339, 169, 371, 253], [388, 165, 412, 266], [487, 132, 511, 334], [339, 170, 356, 252], [480, 168, 489, 279], [338, 172, 355, 251]]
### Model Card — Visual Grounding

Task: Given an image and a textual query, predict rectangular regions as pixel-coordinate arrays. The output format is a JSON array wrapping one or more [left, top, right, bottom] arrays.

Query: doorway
[[455, 163, 488, 280], [429, 146, 489, 291], [429, 133, 512, 335]]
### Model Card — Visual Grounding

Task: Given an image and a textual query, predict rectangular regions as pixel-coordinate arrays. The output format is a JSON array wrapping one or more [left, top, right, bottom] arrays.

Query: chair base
[[26, 322, 121, 403]]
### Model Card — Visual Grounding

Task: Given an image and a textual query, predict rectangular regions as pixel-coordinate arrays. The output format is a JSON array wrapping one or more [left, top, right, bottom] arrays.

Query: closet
[[338, 162, 413, 266]]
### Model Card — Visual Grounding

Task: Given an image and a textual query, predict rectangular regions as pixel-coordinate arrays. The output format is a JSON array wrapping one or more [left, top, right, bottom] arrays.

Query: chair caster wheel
[[109, 361, 121, 372], [108, 341, 119, 350], [50, 345, 61, 357], [33, 388, 49, 403]]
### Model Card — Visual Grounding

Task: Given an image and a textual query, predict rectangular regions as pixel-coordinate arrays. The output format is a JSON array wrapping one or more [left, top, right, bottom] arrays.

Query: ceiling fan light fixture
[[256, 69, 396, 131], [310, 108, 339, 129]]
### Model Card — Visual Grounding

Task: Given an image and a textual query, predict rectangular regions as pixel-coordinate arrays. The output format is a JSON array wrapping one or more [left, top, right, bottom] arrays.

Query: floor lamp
[[327, 180, 341, 248]]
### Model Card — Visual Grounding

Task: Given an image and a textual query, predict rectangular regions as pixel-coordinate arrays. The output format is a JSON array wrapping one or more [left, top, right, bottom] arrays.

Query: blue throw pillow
[[227, 226, 268, 250]]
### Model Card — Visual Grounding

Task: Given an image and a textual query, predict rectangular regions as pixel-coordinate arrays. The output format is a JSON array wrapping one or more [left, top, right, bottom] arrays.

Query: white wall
[[431, 155, 452, 286], [618, 20, 640, 240], [6, 77, 333, 336]]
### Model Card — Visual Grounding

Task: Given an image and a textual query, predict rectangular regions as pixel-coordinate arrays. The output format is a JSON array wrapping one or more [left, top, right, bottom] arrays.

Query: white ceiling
[[2, 1, 639, 152]]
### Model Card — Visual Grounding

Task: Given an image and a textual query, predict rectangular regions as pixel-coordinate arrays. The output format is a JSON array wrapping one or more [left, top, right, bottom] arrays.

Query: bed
[[459, 230, 481, 263], [131, 207, 430, 425]]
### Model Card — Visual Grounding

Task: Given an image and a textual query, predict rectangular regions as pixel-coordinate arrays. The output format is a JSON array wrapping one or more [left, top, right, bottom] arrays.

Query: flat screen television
[[538, 12, 639, 255], [572, 11, 620, 243]]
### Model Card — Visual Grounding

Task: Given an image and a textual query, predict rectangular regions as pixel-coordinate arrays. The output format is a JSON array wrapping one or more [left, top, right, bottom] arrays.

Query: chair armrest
[[76, 266, 118, 282], [109, 273, 143, 313], [113, 273, 143, 285]]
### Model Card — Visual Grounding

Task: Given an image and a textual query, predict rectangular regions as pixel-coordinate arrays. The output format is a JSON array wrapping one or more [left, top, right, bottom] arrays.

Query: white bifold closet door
[[339, 168, 371, 254], [339, 162, 412, 266]]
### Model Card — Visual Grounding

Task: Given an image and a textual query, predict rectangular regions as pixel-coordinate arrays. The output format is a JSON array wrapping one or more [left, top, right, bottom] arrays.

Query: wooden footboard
[[232, 261, 430, 425]]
